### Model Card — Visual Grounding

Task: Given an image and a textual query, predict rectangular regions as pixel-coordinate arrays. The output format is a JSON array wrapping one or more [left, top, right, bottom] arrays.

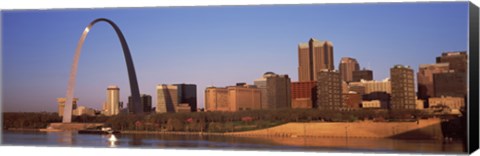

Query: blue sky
[[2, 2, 469, 112]]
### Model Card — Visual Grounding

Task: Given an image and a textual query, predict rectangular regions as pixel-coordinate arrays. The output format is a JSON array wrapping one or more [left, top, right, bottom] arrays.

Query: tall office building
[[298, 38, 334, 82], [390, 65, 415, 110], [57, 97, 78, 117], [156, 84, 197, 113], [174, 84, 197, 112], [156, 84, 178, 113], [317, 69, 342, 110], [417, 63, 450, 100], [339, 57, 360, 82], [105, 85, 120, 116], [436, 51, 468, 73], [352, 69, 373, 82], [128, 94, 152, 113], [291, 81, 317, 109], [433, 51, 468, 99], [254, 72, 291, 109]]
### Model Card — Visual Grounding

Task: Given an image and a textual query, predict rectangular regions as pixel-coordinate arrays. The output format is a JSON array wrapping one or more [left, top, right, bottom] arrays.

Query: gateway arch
[[63, 18, 142, 123]]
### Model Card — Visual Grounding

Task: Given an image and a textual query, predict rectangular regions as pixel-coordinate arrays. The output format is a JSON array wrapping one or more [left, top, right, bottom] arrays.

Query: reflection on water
[[1, 131, 464, 154]]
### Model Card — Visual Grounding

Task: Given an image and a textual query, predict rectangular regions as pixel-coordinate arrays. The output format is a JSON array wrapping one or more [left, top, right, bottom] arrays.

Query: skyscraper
[[317, 69, 342, 110], [174, 84, 197, 112], [254, 72, 291, 110], [417, 63, 450, 100], [352, 69, 373, 82], [298, 38, 334, 82], [339, 57, 360, 82], [128, 94, 152, 113], [105, 85, 120, 116], [390, 65, 415, 110]]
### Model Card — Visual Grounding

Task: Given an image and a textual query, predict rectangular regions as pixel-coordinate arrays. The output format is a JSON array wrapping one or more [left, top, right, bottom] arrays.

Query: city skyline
[[2, 2, 469, 112]]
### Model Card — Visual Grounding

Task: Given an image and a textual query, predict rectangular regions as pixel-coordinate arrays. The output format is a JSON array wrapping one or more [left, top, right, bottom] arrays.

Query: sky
[[1, 2, 469, 112]]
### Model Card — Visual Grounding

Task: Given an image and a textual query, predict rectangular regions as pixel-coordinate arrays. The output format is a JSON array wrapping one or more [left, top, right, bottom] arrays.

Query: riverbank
[[120, 119, 443, 139]]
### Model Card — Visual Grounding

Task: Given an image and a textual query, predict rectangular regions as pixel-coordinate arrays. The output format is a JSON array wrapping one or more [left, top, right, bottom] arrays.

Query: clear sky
[[2, 2, 468, 112]]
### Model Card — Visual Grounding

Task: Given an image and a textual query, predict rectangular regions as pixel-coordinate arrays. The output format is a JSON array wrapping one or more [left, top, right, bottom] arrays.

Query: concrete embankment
[[225, 119, 443, 139], [120, 119, 443, 139]]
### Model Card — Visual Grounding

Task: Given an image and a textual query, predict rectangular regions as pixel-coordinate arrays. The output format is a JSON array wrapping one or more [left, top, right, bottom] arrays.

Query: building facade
[[298, 38, 334, 82], [205, 84, 262, 112], [349, 78, 391, 94], [156, 84, 178, 113], [228, 84, 262, 111], [104, 85, 120, 116], [291, 81, 317, 109], [390, 65, 416, 110], [417, 63, 450, 100], [362, 100, 382, 108], [436, 51, 468, 73], [352, 69, 373, 82], [205, 87, 229, 111], [254, 72, 291, 110], [317, 70, 342, 110], [343, 92, 362, 109], [72, 106, 96, 116], [433, 72, 467, 98], [175, 84, 197, 112], [128, 94, 152, 113], [339, 57, 360, 82], [428, 96, 465, 111]]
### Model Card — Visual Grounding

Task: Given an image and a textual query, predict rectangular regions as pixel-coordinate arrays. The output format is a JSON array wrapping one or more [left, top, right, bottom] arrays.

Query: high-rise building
[[204, 84, 262, 112], [105, 85, 120, 116], [205, 87, 229, 111], [390, 65, 415, 110], [436, 51, 468, 73], [57, 97, 78, 117], [128, 94, 152, 113], [433, 71, 467, 98], [291, 81, 317, 109], [298, 38, 334, 82], [254, 72, 291, 109], [417, 63, 450, 100], [339, 57, 360, 82], [352, 69, 373, 82], [317, 69, 342, 110], [156, 84, 178, 113], [174, 84, 197, 112], [156, 84, 197, 113]]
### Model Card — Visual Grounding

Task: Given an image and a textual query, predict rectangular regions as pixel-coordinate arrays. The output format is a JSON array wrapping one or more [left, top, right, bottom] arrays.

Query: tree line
[[3, 109, 431, 132]]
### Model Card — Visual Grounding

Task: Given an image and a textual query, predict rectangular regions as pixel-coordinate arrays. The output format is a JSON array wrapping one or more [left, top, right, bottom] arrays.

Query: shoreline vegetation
[[2, 108, 465, 139]]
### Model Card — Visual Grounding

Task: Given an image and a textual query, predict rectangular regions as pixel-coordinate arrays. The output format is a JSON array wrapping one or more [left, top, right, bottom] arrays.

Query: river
[[1, 130, 465, 154]]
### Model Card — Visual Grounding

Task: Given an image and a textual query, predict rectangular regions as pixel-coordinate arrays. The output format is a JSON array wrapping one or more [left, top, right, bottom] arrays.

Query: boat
[[78, 127, 120, 134]]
